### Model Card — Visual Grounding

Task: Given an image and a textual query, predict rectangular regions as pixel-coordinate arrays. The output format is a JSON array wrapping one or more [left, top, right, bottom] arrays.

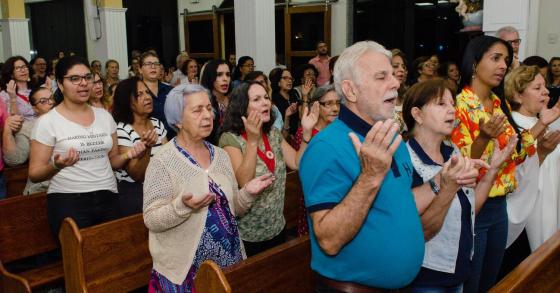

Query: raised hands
[[539, 98, 560, 126], [489, 136, 518, 170], [537, 130, 560, 161], [125, 141, 148, 160], [301, 78, 314, 98], [44, 76, 53, 92], [140, 129, 158, 148], [440, 155, 483, 191], [244, 173, 276, 197], [181, 192, 215, 210], [6, 80, 17, 100], [479, 113, 507, 139], [285, 102, 298, 118], [349, 119, 401, 180], [5, 114, 23, 133], [53, 148, 80, 169], [242, 110, 263, 143], [300, 101, 320, 133]]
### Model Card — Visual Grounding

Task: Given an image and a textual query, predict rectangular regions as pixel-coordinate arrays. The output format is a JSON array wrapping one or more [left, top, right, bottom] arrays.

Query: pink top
[[309, 55, 331, 87], [0, 101, 7, 171]]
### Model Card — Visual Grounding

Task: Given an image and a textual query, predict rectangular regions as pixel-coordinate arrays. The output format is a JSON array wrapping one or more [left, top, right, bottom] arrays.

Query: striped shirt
[[116, 118, 167, 183]]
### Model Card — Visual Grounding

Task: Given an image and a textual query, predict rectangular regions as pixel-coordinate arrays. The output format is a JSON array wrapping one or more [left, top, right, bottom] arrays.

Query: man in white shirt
[[170, 52, 190, 86]]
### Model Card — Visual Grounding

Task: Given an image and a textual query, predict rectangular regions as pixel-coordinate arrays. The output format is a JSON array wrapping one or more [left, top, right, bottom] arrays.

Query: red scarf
[[241, 132, 275, 173], [16, 93, 29, 103]]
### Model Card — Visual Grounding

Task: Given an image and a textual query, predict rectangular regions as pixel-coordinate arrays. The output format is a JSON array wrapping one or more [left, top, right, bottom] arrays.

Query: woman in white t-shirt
[[28, 56, 147, 235], [112, 77, 168, 216]]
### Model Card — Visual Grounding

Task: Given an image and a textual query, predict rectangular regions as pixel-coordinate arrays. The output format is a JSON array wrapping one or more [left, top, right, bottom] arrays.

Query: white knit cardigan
[[143, 142, 255, 284]]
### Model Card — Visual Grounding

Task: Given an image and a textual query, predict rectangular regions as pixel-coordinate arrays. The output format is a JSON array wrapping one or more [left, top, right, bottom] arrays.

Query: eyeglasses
[[33, 97, 55, 106], [142, 62, 161, 68], [507, 39, 522, 45], [14, 65, 28, 72], [93, 79, 103, 86], [64, 73, 94, 85], [243, 64, 255, 69], [35, 63, 47, 66], [318, 100, 342, 108], [281, 76, 294, 81]]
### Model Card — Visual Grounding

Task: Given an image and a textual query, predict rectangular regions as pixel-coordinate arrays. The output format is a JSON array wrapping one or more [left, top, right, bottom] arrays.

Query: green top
[[219, 128, 286, 242]]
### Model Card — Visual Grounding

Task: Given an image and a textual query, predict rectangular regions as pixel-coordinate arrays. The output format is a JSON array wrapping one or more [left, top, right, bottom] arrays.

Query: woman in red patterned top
[[292, 84, 340, 236]]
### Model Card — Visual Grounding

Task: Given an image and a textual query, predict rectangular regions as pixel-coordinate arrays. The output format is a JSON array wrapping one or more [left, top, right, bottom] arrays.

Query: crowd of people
[[1, 24, 560, 293]]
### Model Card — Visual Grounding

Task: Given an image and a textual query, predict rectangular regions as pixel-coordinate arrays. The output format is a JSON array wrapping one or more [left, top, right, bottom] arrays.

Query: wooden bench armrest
[[195, 260, 232, 293], [59, 217, 88, 293], [0, 261, 32, 293]]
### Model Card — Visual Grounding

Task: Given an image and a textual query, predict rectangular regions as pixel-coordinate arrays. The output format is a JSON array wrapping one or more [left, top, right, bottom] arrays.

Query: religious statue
[[451, 0, 483, 30]]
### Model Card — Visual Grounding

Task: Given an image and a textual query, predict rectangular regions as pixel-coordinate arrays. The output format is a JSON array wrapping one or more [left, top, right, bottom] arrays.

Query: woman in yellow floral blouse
[[451, 36, 560, 293]]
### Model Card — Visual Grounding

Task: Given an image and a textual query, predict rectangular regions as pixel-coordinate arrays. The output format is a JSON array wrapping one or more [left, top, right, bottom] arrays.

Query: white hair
[[164, 83, 211, 132], [333, 41, 392, 100], [496, 26, 519, 38], [175, 52, 189, 64]]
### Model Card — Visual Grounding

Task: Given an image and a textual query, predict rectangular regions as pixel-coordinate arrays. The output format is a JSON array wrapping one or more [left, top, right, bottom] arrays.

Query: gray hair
[[333, 41, 392, 100], [309, 83, 338, 104], [175, 52, 189, 64], [164, 83, 211, 133], [496, 26, 519, 38]]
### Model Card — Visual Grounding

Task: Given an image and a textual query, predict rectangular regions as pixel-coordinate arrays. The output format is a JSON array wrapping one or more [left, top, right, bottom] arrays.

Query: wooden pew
[[58, 214, 152, 293], [195, 235, 313, 293], [490, 230, 560, 293], [0, 192, 63, 293], [4, 165, 29, 198], [284, 171, 304, 234]]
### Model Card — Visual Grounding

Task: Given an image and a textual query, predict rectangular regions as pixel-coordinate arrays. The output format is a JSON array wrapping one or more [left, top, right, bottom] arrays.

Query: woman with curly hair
[[219, 81, 319, 256]]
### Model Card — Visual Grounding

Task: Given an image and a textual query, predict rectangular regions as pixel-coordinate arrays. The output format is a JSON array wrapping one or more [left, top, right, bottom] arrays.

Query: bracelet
[[121, 153, 129, 160], [428, 178, 440, 195]]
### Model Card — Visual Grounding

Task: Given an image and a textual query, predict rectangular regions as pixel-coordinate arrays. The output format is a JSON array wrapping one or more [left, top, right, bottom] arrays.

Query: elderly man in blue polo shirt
[[299, 40, 425, 291]]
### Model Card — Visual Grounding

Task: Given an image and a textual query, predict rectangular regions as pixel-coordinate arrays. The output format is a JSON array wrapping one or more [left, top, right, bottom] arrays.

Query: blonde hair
[[504, 65, 541, 111]]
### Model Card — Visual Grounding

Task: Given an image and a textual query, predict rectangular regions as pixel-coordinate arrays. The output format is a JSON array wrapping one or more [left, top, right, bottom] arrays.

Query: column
[[0, 0, 30, 60], [85, 0, 128, 79], [234, 0, 276, 74]]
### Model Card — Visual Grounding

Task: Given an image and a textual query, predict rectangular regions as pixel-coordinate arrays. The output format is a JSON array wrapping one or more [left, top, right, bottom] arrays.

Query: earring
[[472, 64, 477, 80]]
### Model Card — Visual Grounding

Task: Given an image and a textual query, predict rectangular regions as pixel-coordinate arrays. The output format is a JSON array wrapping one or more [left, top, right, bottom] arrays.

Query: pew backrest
[[490, 230, 560, 293], [284, 171, 304, 233], [195, 235, 313, 293], [4, 165, 29, 198], [59, 214, 152, 293], [0, 192, 55, 262], [0, 192, 63, 293]]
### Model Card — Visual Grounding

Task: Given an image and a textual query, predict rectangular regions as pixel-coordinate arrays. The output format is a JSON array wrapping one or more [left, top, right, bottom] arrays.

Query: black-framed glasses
[[142, 62, 161, 68], [318, 100, 342, 107], [32, 96, 55, 106], [507, 39, 522, 45], [64, 74, 94, 85], [93, 78, 104, 86], [281, 76, 294, 81]]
